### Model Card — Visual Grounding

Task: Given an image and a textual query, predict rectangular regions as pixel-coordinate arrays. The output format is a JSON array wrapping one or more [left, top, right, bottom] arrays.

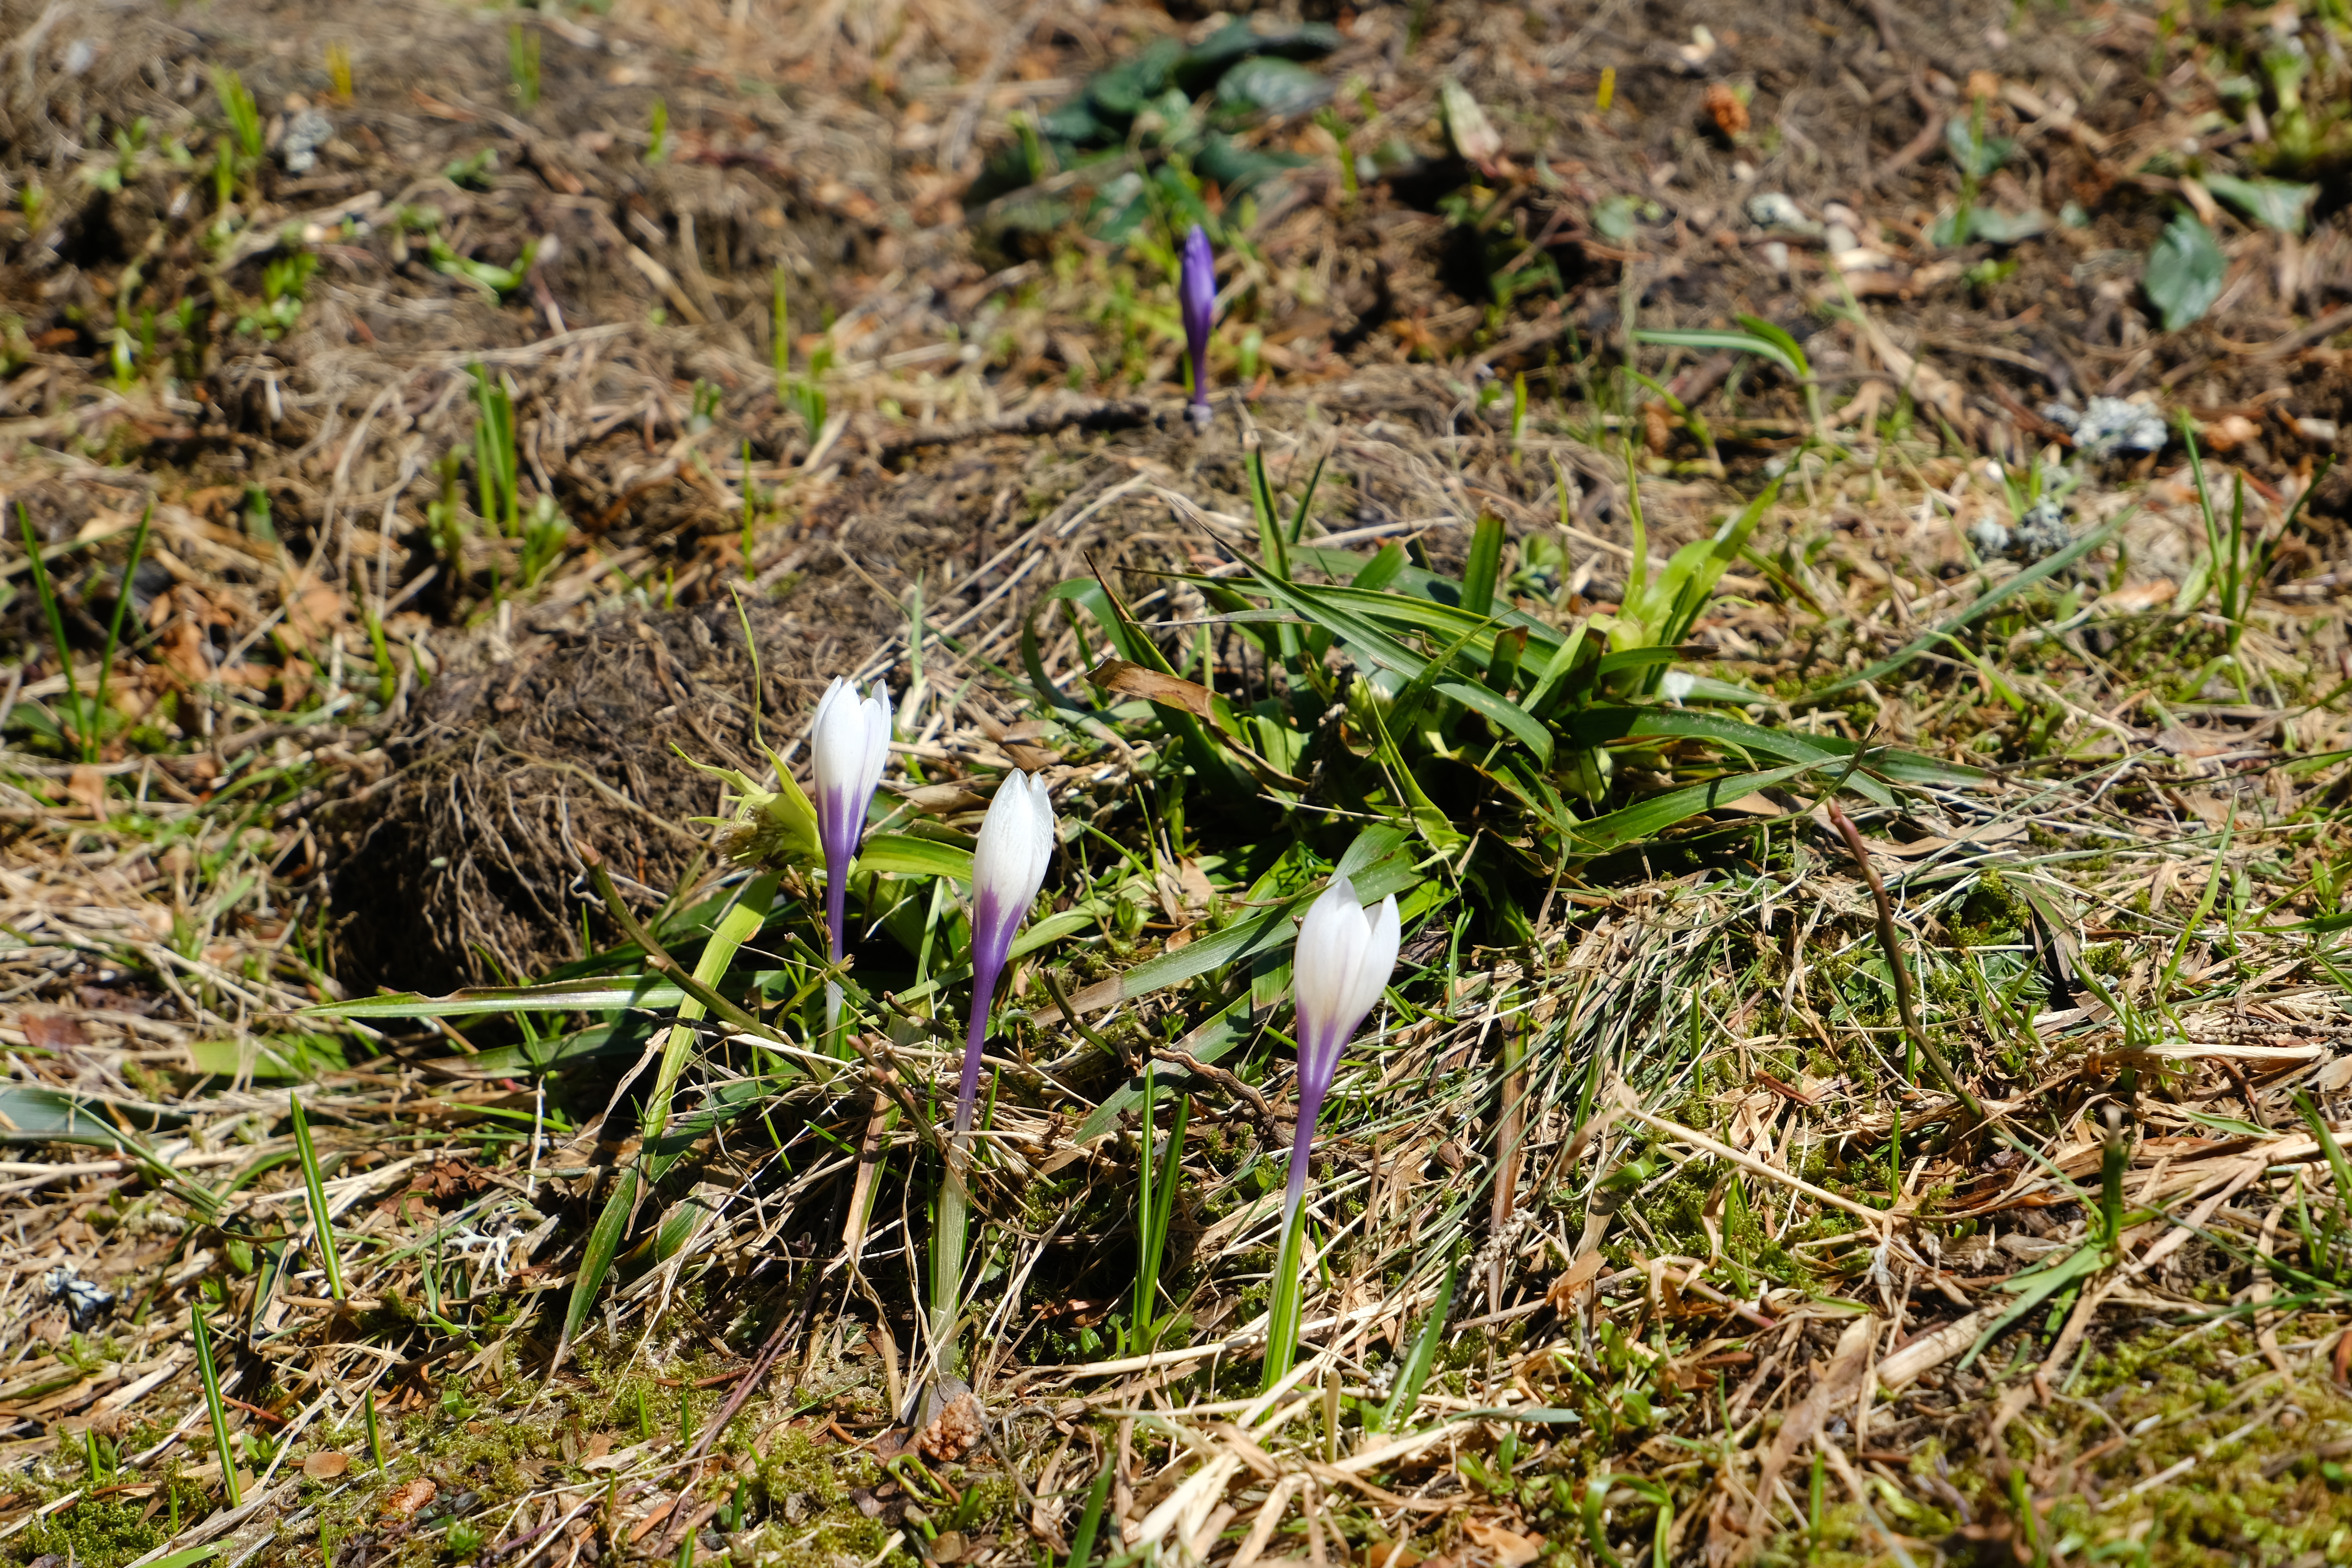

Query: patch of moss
[[15, 1493, 163, 1568]]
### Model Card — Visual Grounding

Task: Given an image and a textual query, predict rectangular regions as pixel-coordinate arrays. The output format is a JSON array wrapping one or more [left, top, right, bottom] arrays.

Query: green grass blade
[[1435, 681, 1553, 762], [1569, 761, 1821, 852], [1630, 326, 1801, 380], [555, 1165, 637, 1372], [1461, 511, 1505, 620], [288, 1095, 345, 1300], [191, 1305, 240, 1507], [1260, 1199, 1308, 1392], [645, 874, 776, 1152], [1065, 1464, 1114, 1568], [1065, 827, 1421, 1013], [858, 834, 974, 880], [1796, 513, 2128, 707], [93, 504, 153, 743], [311, 977, 694, 1018], [1375, 1256, 1458, 1431]]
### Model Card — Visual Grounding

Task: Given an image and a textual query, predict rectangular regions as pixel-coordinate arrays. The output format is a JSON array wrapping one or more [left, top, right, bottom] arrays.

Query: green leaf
[[644, 874, 777, 1152], [1435, 681, 1552, 762], [1732, 315, 1811, 379], [443, 1020, 655, 1077], [186, 1034, 349, 1081], [1375, 1256, 1459, 1431], [1945, 116, 2014, 178], [2200, 172, 2317, 234], [0, 1084, 187, 1142], [1957, 1243, 2104, 1370], [1216, 56, 1331, 117], [2145, 212, 2226, 332], [1461, 512, 1505, 620], [1066, 827, 1422, 1014], [858, 833, 975, 881], [144, 1547, 225, 1568], [1631, 327, 1799, 381], [1965, 207, 2050, 244], [1563, 707, 1895, 806], [1569, 761, 1822, 853], [558, 1167, 637, 1366], [311, 976, 690, 1019]]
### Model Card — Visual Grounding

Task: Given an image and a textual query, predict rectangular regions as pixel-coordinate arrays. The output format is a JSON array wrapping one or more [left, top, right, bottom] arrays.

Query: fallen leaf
[[21, 1015, 90, 1053], [1364, 1545, 1424, 1568], [1462, 1520, 1544, 1567], [1439, 79, 1502, 163], [1087, 660, 1217, 722], [2099, 580, 2176, 614], [303, 1450, 351, 1480], [1544, 1251, 1606, 1311]]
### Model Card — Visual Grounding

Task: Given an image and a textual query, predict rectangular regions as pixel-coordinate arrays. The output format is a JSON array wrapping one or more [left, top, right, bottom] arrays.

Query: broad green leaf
[[144, 1548, 225, 1568], [1012, 906, 1099, 958], [2145, 212, 2225, 332], [1665, 673, 1769, 706], [1945, 116, 2014, 178], [1216, 56, 1331, 116], [311, 976, 689, 1019], [0, 1084, 187, 1142], [645, 874, 778, 1152], [1436, 681, 1552, 762], [859, 833, 975, 881], [559, 1166, 637, 1364], [1568, 761, 1821, 853], [1965, 207, 2049, 244], [2200, 172, 2317, 234], [1461, 513, 1504, 620], [1066, 906, 1291, 1014], [186, 1034, 349, 1081]]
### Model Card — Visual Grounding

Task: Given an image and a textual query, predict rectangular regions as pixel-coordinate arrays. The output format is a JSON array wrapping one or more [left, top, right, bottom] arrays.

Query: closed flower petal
[[1282, 875, 1401, 1227], [1180, 225, 1216, 416], [959, 771, 1058, 1132]]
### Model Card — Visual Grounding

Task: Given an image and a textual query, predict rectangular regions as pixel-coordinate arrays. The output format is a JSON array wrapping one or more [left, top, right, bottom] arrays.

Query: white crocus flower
[[956, 770, 1057, 1133], [809, 677, 891, 1035]]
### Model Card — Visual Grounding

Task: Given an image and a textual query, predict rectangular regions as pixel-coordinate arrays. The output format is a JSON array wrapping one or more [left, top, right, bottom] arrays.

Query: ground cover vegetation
[[4, 0, 2352, 1565]]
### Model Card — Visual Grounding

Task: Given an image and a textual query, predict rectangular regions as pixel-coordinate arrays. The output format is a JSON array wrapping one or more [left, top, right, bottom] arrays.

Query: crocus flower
[[1282, 876, 1400, 1227], [810, 677, 891, 1034], [959, 771, 1056, 1132], [1179, 224, 1216, 426]]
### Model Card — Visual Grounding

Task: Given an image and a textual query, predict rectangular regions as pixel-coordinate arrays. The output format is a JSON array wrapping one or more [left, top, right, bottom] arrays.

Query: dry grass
[[7, 0, 2352, 1565]]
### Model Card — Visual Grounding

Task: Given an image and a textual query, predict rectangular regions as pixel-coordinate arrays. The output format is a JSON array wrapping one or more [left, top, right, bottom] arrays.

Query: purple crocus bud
[[1282, 876, 1400, 1227], [959, 770, 1057, 1132], [1179, 224, 1216, 427], [810, 677, 892, 1030]]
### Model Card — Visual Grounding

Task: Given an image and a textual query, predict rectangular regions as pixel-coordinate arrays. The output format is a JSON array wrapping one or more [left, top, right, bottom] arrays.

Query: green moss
[[745, 1428, 911, 1568], [15, 1493, 164, 1568]]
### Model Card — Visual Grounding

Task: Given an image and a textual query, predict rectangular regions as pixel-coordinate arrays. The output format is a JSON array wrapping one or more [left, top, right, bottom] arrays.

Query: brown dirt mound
[[326, 597, 813, 995]]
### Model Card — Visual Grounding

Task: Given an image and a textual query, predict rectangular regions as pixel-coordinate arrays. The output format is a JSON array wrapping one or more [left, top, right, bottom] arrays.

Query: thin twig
[[1822, 800, 1987, 1125]]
